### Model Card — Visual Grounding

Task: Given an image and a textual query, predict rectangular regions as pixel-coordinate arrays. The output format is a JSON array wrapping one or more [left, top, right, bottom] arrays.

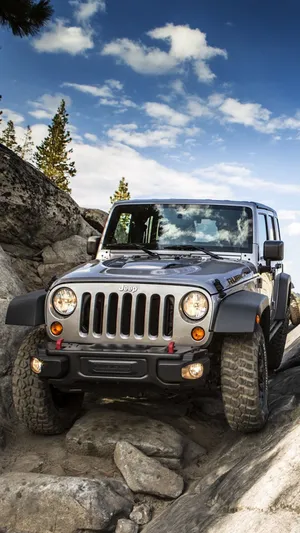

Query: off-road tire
[[12, 326, 84, 435], [221, 326, 268, 433], [267, 308, 289, 371], [290, 294, 300, 327]]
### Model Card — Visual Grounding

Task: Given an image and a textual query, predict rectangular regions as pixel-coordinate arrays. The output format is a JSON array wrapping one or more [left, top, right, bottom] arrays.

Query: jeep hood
[[54, 256, 256, 295]]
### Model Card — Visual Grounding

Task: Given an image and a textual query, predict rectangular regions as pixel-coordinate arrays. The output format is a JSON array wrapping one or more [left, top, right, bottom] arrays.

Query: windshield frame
[[101, 202, 254, 254]]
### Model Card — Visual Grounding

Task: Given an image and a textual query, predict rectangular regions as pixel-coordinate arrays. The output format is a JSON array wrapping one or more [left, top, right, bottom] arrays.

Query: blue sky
[[2, 0, 300, 287]]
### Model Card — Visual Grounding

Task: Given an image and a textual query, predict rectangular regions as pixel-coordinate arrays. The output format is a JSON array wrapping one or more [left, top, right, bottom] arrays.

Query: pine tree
[[110, 177, 131, 204], [0, 0, 53, 38], [0, 96, 2, 125], [34, 100, 76, 193], [0, 120, 22, 154], [20, 125, 34, 161]]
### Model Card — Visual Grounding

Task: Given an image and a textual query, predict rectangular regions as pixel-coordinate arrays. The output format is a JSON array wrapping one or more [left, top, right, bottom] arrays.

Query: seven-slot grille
[[79, 291, 175, 340]]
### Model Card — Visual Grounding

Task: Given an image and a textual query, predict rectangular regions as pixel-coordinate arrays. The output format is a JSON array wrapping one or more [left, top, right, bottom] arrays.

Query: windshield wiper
[[164, 245, 223, 260], [109, 243, 161, 259]]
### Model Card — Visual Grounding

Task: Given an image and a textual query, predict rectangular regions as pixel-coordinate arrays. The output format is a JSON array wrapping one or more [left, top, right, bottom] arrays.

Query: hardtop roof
[[113, 198, 277, 214]]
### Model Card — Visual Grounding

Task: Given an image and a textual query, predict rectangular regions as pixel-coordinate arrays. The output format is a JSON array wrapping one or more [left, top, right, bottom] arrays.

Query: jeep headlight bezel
[[52, 287, 77, 316], [182, 291, 208, 320]]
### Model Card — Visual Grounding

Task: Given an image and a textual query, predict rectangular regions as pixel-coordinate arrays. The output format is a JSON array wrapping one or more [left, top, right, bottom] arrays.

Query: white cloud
[[107, 124, 182, 148], [101, 23, 227, 82], [144, 102, 191, 127], [32, 20, 93, 55], [71, 0, 106, 23], [278, 210, 300, 221], [287, 223, 300, 236], [70, 141, 232, 210], [84, 133, 98, 142], [28, 93, 72, 120], [186, 96, 212, 118], [14, 123, 49, 148], [62, 81, 136, 111], [217, 97, 300, 135], [195, 163, 300, 194], [2, 109, 24, 124]]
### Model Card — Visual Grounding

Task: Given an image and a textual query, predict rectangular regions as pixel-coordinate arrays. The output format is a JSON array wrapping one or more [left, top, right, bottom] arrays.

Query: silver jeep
[[6, 199, 291, 434]]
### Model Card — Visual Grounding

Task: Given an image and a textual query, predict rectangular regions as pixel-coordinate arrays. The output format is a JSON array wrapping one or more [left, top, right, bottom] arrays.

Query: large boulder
[[80, 207, 108, 234], [0, 472, 133, 533], [0, 247, 28, 423], [0, 143, 84, 249], [66, 408, 185, 468]]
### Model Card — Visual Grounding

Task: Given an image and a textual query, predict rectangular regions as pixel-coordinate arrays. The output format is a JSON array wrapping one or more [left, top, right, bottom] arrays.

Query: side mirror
[[263, 240, 284, 262], [87, 235, 101, 256]]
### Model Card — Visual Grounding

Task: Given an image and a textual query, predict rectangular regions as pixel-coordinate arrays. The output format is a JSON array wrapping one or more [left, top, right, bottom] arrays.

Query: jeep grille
[[79, 291, 175, 340]]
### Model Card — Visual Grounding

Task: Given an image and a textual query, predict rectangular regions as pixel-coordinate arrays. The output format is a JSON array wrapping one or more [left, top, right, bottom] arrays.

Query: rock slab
[[114, 441, 184, 499], [0, 472, 133, 533], [66, 408, 184, 467]]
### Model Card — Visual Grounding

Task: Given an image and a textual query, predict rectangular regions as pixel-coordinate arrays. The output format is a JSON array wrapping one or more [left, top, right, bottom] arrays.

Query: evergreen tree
[[34, 100, 76, 193], [0, 0, 53, 37], [0, 120, 21, 154], [0, 96, 2, 125], [20, 125, 34, 161], [110, 177, 131, 204]]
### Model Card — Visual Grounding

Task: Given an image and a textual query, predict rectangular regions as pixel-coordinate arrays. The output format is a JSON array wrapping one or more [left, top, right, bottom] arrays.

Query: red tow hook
[[168, 341, 175, 354], [55, 338, 64, 350]]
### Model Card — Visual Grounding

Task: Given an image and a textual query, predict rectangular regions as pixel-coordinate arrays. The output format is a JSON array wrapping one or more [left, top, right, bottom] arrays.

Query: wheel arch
[[213, 290, 270, 334]]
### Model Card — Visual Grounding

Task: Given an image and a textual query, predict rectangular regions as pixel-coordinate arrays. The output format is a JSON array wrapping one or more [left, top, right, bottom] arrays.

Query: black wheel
[[290, 294, 300, 327], [221, 326, 268, 433], [267, 309, 289, 371], [12, 326, 84, 435]]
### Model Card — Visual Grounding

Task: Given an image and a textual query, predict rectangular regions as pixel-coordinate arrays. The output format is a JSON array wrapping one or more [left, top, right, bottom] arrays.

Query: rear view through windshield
[[103, 203, 253, 253]]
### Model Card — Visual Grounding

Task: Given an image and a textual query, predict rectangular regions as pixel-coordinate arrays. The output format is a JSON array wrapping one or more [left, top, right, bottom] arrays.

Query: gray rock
[[130, 503, 152, 525], [114, 441, 184, 499], [269, 395, 298, 422], [11, 452, 44, 473], [0, 247, 28, 379], [115, 518, 139, 533], [182, 439, 206, 467], [42, 235, 89, 265], [66, 408, 184, 466], [269, 366, 300, 397], [81, 207, 108, 233], [143, 498, 300, 533], [0, 472, 133, 533], [10, 257, 43, 291], [0, 144, 84, 249], [37, 262, 74, 286]]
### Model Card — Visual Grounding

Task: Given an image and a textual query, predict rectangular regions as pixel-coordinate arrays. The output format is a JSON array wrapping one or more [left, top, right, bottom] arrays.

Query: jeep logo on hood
[[119, 285, 138, 293]]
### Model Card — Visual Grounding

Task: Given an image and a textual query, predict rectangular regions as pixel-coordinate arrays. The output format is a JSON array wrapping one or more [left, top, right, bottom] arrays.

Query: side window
[[267, 215, 276, 240], [275, 218, 281, 240], [258, 214, 268, 260]]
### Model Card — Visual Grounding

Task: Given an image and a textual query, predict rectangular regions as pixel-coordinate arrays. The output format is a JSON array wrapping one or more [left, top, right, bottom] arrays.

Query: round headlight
[[182, 291, 208, 320], [52, 288, 77, 316]]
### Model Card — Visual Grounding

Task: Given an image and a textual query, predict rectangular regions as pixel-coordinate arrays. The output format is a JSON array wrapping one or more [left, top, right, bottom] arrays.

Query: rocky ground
[[0, 328, 300, 533]]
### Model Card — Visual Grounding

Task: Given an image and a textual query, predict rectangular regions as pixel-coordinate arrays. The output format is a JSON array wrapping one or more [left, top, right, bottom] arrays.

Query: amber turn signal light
[[191, 327, 205, 341], [50, 322, 63, 336]]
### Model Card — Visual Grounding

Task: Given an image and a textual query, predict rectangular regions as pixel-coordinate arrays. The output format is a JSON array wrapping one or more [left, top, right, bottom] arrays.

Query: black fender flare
[[5, 290, 46, 326], [213, 290, 270, 334], [274, 272, 291, 320]]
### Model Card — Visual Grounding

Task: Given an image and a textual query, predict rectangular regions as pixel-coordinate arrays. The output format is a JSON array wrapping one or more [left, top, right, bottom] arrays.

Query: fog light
[[191, 327, 205, 341], [31, 357, 43, 374], [50, 322, 63, 336], [181, 363, 204, 380]]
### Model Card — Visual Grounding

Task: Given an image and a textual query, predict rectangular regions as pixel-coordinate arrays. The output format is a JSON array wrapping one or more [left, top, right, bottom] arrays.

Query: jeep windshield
[[103, 203, 253, 253]]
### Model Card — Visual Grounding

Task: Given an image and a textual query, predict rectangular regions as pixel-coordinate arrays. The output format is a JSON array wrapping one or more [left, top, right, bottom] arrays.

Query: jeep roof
[[112, 198, 277, 214]]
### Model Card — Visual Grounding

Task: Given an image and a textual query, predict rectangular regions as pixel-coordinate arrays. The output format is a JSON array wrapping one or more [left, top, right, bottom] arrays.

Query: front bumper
[[35, 342, 211, 390]]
